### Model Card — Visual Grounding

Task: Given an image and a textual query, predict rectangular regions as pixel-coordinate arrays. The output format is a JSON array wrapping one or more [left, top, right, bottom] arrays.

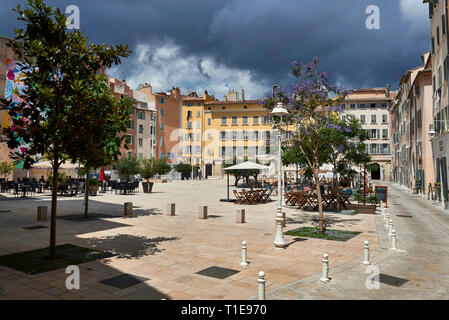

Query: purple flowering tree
[[262, 57, 350, 234]]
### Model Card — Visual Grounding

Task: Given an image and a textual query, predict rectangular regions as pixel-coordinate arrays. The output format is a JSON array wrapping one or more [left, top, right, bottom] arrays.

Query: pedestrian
[[198, 169, 202, 180]]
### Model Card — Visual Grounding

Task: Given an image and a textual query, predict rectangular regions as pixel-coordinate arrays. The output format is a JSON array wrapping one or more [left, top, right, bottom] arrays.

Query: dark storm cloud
[[0, 0, 430, 96]]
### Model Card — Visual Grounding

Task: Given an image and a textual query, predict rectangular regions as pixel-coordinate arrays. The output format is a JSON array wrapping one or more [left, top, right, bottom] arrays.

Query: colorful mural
[[3, 59, 29, 156]]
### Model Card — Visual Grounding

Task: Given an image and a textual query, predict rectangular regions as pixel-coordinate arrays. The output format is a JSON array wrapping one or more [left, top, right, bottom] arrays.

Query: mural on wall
[[3, 59, 29, 156]]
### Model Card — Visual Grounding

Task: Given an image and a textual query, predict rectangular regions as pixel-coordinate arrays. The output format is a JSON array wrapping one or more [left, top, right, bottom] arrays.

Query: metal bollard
[[258, 271, 265, 300], [391, 230, 397, 250], [363, 240, 370, 265], [320, 253, 330, 282], [388, 219, 393, 237], [240, 241, 249, 267]]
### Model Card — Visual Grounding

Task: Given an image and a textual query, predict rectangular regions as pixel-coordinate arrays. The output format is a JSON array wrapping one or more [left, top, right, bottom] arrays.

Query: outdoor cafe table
[[238, 189, 266, 204]]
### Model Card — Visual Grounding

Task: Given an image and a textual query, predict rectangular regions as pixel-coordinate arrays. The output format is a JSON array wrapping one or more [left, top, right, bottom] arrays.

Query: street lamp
[[429, 123, 436, 141], [271, 101, 289, 249]]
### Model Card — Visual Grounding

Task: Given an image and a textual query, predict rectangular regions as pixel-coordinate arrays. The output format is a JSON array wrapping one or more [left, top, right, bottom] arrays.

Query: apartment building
[[390, 52, 435, 193], [133, 88, 157, 160], [180, 90, 215, 174], [202, 90, 277, 177], [342, 87, 395, 181], [108, 78, 136, 158], [424, 0, 449, 204]]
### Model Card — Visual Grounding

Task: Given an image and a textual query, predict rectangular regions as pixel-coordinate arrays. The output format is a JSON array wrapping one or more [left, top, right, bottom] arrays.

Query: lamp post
[[271, 101, 289, 249]]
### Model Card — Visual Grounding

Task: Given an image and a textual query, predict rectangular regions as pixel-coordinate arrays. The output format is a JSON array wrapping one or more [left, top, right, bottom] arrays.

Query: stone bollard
[[388, 219, 393, 237], [320, 253, 330, 282], [199, 205, 208, 219], [236, 209, 245, 224], [167, 203, 176, 216], [37, 206, 47, 221], [240, 241, 249, 267], [363, 240, 370, 265], [124, 202, 132, 216], [258, 271, 265, 300], [391, 230, 397, 250]]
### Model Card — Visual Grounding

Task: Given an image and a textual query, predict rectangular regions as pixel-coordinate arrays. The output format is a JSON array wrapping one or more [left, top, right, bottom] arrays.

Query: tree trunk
[[49, 161, 59, 259], [314, 171, 325, 234], [84, 166, 89, 218]]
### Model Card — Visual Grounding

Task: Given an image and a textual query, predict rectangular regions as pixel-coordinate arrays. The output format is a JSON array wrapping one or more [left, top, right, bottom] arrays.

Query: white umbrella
[[223, 161, 269, 171], [221, 161, 269, 202], [32, 160, 83, 169]]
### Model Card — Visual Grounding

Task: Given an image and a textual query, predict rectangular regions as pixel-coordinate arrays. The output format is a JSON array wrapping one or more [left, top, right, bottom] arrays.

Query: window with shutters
[[360, 114, 365, 123], [232, 116, 238, 125], [371, 114, 376, 123], [221, 116, 227, 125]]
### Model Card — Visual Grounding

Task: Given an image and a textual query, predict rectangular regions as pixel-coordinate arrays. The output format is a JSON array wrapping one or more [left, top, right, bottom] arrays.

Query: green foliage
[[0, 161, 14, 179], [0, 0, 132, 257], [173, 162, 192, 175], [224, 158, 261, 186], [48, 172, 67, 186], [88, 178, 101, 187], [115, 155, 140, 181], [140, 158, 171, 181]]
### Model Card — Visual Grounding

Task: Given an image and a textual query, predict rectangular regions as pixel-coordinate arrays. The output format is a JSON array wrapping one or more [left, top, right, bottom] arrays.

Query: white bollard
[[388, 219, 393, 237], [258, 271, 265, 300], [381, 204, 385, 218], [320, 253, 330, 282], [363, 240, 370, 265], [385, 212, 390, 229], [240, 241, 249, 267], [391, 230, 397, 250]]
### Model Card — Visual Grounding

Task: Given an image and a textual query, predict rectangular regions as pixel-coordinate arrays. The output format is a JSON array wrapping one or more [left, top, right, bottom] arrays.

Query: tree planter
[[142, 182, 154, 193], [88, 186, 98, 196], [347, 203, 377, 214]]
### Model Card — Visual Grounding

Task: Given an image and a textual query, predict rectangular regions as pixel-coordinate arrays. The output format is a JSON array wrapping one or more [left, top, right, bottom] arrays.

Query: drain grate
[[379, 274, 409, 287], [99, 274, 149, 289], [196, 266, 240, 279], [207, 215, 222, 219], [23, 225, 48, 230], [397, 215, 413, 218]]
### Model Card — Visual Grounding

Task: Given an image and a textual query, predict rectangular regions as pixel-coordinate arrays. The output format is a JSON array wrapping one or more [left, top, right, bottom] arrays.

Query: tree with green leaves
[[262, 57, 350, 234], [0, 0, 132, 258], [0, 161, 15, 180], [140, 158, 171, 192], [115, 154, 140, 182], [174, 162, 192, 176]]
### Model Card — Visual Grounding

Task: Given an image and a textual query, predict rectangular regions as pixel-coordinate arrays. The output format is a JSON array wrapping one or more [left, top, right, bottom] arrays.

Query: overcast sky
[[0, 0, 430, 99]]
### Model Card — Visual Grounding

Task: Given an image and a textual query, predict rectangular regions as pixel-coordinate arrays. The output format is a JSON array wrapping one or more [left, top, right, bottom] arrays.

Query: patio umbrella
[[32, 160, 82, 169], [221, 161, 270, 202], [99, 166, 105, 181]]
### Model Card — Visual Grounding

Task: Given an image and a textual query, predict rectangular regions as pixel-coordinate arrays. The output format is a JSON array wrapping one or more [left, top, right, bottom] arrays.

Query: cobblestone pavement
[[256, 181, 449, 299], [0, 179, 377, 300]]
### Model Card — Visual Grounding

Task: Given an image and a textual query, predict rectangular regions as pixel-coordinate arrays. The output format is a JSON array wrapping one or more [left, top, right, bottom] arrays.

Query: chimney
[[241, 89, 245, 101], [385, 84, 390, 98]]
